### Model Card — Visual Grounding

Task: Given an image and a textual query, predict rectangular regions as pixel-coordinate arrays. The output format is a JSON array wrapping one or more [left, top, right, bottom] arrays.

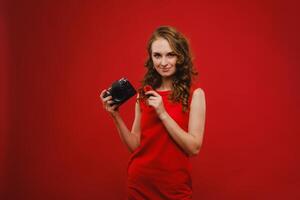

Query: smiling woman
[[100, 26, 206, 199], [142, 26, 199, 112], [151, 38, 178, 78]]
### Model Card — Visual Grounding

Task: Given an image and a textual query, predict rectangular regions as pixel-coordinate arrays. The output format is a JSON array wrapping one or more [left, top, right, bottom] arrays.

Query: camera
[[103, 78, 137, 107]]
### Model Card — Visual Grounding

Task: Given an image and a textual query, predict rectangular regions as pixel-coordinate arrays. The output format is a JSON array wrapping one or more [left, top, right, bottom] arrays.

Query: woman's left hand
[[145, 90, 166, 116]]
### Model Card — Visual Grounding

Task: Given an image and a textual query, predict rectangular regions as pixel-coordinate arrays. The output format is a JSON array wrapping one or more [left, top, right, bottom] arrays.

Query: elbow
[[188, 135, 204, 156], [128, 142, 140, 153], [188, 144, 202, 156], [189, 149, 200, 156]]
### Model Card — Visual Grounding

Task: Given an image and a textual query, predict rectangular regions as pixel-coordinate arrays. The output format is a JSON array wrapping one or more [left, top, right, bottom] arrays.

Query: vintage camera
[[103, 78, 137, 107]]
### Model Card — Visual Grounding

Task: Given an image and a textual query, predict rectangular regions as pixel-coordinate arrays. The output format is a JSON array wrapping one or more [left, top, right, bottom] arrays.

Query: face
[[151, 38, 177, 78]]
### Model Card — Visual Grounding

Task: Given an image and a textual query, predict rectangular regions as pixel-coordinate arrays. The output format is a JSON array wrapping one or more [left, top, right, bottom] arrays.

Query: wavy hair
[[139, 26, 198, 112]]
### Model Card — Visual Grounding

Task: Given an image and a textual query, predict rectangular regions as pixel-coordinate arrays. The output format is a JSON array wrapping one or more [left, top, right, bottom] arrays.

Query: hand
[[145, 90, 166, 117], [100, 89, 119, 117]]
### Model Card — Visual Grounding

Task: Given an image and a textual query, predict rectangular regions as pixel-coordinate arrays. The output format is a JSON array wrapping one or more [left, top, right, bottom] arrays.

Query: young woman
[[100, 26, 206, 199]]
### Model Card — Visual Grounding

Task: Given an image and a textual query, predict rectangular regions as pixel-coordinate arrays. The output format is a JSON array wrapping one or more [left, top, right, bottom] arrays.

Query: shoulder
[[190, 87, 206, 107], [191, 87, 205, 98]]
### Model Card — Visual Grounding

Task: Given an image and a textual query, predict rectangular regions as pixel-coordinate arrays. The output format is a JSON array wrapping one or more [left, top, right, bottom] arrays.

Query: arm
[[146, 88, 206, 156], [100, 90, 141, 153]]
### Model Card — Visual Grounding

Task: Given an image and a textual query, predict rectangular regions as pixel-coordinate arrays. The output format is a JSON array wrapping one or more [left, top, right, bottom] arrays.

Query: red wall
[[2, 0, 300, 199], [1, 0, 9, 197]]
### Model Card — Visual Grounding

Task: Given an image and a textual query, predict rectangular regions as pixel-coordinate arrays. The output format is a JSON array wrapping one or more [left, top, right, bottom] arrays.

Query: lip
[[160, 66, 172, 72]]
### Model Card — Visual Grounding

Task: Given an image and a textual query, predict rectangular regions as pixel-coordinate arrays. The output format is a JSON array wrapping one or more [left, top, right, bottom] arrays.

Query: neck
[[158, 77, 173, 91]]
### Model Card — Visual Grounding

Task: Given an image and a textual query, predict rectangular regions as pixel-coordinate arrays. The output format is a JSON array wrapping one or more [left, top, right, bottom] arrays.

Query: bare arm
[[146, 88, 206, 156], [100, 90, 141, 153]]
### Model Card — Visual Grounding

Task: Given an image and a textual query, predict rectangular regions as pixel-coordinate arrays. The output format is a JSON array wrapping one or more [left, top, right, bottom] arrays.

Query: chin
[[158, 73, 173, 78], [158, 70, 176, 78]]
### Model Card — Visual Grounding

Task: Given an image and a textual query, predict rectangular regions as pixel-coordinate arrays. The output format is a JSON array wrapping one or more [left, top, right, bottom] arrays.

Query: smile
[[159, 66, 173, 70]]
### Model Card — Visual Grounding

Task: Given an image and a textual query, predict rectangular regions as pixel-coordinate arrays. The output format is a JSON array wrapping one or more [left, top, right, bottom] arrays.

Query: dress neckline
[[156, 90, 172, 95]]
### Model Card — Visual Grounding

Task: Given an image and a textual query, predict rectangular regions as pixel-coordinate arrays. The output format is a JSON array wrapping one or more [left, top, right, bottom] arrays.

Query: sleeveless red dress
[[126, 90, 193, 199]]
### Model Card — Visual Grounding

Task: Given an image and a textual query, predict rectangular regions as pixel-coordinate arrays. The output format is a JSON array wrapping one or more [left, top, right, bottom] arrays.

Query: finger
[[103, 99, 113, 108], [147, 99, 155, 104], [147, 102, 155, 108], [148, 96, 158, 101], [145, 90, 159, 97], [100, 90, 107, 99], [146, 100, 152, 106], [105, 103, 113, 110], [111, 104, 119, 111], [103, 95, 112, 102], [103, 102, 109, 109], [100, 89, 113, 100], [100, 90, 105, 97], [107, 100, 114, 105]]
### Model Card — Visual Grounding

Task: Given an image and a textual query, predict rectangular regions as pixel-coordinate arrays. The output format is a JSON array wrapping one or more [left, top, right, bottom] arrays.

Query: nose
[[161, 56, 168, 66]]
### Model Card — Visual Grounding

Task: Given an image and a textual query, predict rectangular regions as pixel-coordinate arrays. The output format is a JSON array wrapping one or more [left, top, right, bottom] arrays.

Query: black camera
[[103, 78, 137, 107]]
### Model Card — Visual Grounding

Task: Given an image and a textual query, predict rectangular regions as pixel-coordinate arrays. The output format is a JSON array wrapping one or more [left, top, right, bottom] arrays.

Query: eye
[[167, 53, 176, 57], [153, 54, 161, 58]]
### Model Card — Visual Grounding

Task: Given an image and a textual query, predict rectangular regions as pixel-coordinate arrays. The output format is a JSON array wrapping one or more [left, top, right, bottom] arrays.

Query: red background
[[1, 0, 300, 199]]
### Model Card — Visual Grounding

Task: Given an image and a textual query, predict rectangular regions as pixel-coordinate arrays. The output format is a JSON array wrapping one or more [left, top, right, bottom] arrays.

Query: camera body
[[103, 78, 137, 107]]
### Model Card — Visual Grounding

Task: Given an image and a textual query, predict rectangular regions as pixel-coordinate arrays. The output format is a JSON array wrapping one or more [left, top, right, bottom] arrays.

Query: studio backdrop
[[1, 0, 299, 199]]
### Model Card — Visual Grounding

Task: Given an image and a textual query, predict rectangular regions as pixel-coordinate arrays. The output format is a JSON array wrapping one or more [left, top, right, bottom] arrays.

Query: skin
[[100, 37, 206, 156], [151, 37, 177, 90]]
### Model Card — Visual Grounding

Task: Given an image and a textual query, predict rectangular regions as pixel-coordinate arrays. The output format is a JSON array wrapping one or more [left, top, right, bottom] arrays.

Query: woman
[[100, 26, 206, 199]]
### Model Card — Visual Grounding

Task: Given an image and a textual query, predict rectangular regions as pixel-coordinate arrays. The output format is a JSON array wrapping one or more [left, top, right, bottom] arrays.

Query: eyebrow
[[152, 51, 175, 55]]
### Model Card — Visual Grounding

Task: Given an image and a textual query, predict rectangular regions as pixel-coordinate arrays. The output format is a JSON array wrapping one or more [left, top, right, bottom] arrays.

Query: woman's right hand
[[100, 90, 119, 117]]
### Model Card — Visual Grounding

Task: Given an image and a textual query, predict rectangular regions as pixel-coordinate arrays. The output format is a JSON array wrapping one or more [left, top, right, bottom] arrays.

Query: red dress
[[127, 90, 192, 199]]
